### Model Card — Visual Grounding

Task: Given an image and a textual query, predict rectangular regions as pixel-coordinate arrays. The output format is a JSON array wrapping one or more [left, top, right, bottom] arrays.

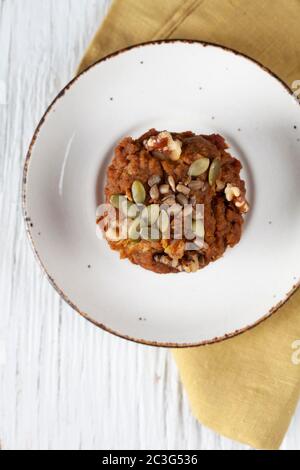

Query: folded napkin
[[78, 0, 300, 449]]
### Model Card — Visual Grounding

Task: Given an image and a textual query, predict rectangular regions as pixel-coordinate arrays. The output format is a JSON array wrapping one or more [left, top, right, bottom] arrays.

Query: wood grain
[[0, 0, 299, 450]]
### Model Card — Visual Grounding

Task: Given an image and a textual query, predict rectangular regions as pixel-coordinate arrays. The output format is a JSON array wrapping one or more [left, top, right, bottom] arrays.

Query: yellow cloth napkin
[[78, 0, 300, 449]]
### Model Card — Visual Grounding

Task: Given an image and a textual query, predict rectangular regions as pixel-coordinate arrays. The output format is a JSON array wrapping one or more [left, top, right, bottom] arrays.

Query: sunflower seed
[[168, 175, 176, 192], [162, 195, 176, 205], [176, 184, 190, 195], [208, 159, 221, 186], [132, 180, 146, 204], [188, 180, 204, 190], [159, 184, 170, 194], [188, 157, 210, 177], [149, 184, 159, 200], [148, 175, 161, 187], [176, 193, 188, 206]]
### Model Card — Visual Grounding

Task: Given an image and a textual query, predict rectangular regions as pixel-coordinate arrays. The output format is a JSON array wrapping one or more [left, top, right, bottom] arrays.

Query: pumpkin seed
[[188, 157, 210, 177], [150, 184, 159, 200], [208, 159, 221, 186], [192, 219, 205, 238], [148, 175, 161, 187], [128, 216, 141, 240], [141, 204, 160, 225], [158, 210, 170, 234], [110, 194, 126, 209], [131, 180, 146, 204], [140, 226, 160, 240]]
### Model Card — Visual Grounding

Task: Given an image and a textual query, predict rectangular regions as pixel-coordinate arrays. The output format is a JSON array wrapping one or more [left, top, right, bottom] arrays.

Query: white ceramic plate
[[23, 40, 300, 347]]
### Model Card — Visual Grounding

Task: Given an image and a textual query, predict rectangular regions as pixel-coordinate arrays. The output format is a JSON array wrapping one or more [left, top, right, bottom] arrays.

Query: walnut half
[[225, 183, 249, 213], [144, 131, 182, 161]]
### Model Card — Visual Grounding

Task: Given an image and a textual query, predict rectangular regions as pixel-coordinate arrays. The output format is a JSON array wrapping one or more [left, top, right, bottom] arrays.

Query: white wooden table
[[0, 0, 299, 450]]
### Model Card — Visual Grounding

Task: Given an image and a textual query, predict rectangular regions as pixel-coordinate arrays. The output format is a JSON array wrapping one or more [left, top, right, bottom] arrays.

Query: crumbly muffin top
[[99, 129, 249, 274]]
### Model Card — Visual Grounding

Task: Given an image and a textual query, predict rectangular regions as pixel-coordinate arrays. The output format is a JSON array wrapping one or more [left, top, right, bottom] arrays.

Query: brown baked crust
[[101, 129, 248, 273]]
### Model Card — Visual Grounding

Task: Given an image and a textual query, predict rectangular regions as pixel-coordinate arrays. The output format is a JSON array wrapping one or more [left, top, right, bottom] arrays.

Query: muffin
[[97, 129, 249, 273]]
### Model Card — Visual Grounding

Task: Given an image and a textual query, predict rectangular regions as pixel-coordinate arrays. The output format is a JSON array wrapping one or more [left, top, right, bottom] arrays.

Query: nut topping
[[162, 195, 176, 206], [225, 183, 249, 213], [208, 158, 221, 186], [110, 194, 126, 209], [168, 175, 176, 192], [148, 175, 161, 187], [159, 184, 170, 194], [224, 183, 241, 201], [188, 157, 210, 177], [104, 129, 249, 275], [131, 180, 146, 204], [235, 197, 250, 213], [144, 131, 182, 161], [188, 180, 204, 190], [149, 184, 159, 200], [176, 183, 190, 195], [176, 193, 188, 206]]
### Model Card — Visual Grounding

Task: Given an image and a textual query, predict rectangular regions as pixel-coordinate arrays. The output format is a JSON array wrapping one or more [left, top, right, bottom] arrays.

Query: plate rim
[[22, 39, 300, 348]]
